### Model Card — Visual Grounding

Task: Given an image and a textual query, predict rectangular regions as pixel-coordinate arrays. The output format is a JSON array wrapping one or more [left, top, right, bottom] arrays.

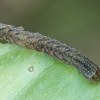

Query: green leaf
[[0, 43, 100, 100]]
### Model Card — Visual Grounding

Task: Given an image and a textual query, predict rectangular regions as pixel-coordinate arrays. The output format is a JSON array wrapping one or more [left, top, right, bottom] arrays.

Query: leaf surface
[[0, 43, 100, 100]]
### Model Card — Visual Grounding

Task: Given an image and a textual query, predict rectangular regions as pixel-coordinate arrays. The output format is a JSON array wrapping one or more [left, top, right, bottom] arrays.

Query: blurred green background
[[0, 0, 100, 65]]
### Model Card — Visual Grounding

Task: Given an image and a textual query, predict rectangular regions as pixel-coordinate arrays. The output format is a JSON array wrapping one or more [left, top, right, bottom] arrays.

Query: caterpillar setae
[[0, 23, 100, 81]]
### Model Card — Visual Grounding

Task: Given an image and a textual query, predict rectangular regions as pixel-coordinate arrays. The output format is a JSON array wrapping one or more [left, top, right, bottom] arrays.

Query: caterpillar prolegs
[[0, 23, 100, 81]]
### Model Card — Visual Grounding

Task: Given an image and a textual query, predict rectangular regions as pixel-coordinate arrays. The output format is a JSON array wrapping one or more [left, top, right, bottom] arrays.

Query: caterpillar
[[0, 23, 100, 81]]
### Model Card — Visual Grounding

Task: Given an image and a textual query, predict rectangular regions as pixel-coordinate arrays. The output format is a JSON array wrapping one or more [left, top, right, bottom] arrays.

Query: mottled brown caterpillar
[[0, 23, 100, 81]]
